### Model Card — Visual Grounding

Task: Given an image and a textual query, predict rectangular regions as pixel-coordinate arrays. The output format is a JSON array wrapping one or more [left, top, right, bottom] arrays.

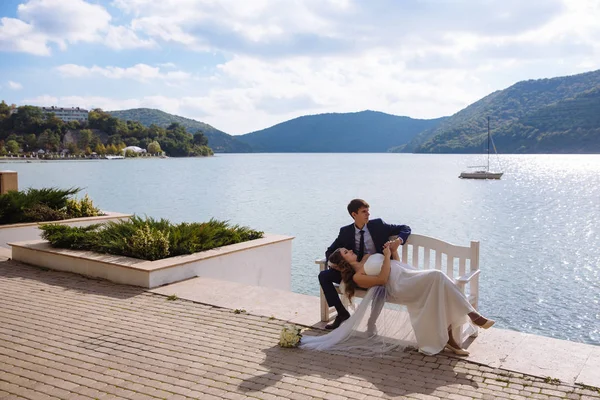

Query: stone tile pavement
[[1, 259, 599, 400]]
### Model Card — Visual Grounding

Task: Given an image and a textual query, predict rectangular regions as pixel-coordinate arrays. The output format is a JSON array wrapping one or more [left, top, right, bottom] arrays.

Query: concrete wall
[[11, 243, 150, 287], [10, 233, 294, 290], [0, 212, 132, 251], [148, 236, 293, 289]]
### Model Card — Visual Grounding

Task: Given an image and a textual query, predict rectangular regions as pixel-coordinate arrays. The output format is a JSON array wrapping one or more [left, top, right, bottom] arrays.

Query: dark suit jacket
[[325, 218, 411, 260]]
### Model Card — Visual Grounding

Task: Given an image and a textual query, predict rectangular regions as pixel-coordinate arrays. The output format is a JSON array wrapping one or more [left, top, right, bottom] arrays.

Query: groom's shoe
[[325, 313, 350, 330]]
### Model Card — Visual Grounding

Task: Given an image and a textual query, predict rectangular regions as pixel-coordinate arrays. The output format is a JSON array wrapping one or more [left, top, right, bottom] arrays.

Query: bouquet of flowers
[[279, 324, 302, 348]]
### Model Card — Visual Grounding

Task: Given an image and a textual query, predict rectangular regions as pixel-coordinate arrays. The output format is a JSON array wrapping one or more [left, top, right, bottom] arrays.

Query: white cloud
[[7, 81, 23, 90], [55, 63, 192, 83], [105, 25, 156, 50], [18, 0, 111, 45], [0, 17, 49, 55], [7, 0, 600, 134], [0, 0, 154, 55]]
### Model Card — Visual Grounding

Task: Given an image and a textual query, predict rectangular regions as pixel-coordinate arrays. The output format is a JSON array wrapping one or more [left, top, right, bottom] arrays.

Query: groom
[[321, 199, 411, 329]]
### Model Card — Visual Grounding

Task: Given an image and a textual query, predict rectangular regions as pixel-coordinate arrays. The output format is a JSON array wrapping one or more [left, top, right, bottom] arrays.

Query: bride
[[300, 238, 494, 356]]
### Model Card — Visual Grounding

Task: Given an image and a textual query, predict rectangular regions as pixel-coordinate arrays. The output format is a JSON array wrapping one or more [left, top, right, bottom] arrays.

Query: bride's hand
[[385, 238, 401, 252], [383, 246, 391, 258]]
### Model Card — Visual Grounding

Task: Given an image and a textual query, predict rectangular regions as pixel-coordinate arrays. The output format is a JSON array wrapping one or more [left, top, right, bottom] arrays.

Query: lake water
[[3, 153, 599, 346]]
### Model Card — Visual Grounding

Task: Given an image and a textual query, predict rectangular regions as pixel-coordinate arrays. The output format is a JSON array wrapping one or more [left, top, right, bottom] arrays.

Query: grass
[[40, 215, 264, 261], [544, 376, 561, 385]]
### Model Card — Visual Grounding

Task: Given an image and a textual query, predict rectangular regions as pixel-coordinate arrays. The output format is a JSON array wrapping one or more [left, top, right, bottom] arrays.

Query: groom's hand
[[384, 238, 402, 252]]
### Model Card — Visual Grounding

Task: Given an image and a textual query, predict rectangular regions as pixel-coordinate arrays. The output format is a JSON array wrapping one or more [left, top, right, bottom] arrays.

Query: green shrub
[[40, 224, 102, 250], [0, 187, 103, 225], [65, 194, 102, 218], [39, 216, 264, 261], [22, 204, 68, 222], [127, 223, 170, 260]]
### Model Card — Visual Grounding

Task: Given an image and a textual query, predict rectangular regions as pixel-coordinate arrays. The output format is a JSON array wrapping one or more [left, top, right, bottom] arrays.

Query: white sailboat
[[459, 117, 503, 180]]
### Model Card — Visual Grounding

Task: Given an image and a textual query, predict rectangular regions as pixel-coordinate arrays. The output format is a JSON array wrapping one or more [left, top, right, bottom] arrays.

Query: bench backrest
[[400, 234, 480, 307], [401, 234, 478, 274]]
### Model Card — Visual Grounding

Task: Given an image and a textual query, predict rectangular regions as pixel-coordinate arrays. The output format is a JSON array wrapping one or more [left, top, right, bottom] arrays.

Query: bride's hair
[[328, 249, 359, 302]]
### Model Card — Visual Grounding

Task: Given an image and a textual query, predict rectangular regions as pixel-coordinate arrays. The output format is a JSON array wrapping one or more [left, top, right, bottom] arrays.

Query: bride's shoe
[[444, 344, 470, 356], [472, 315, 495, 329]]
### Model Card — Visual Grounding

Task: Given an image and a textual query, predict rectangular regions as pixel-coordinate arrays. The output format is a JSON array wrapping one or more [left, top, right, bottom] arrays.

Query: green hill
[[236, 110, 446, 152], [108, 108, 251, 153], [403, 69, 600, 153]]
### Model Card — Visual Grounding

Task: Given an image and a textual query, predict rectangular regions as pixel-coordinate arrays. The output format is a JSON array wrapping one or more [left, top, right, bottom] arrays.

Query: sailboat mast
[[487, 116, 490, 172]]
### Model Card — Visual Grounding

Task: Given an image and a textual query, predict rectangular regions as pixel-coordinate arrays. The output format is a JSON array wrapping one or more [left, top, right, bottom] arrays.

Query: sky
[[0, 0, 599, 135]]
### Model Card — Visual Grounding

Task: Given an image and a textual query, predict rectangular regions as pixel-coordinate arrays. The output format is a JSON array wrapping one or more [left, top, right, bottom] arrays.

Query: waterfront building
[[39, 106, 89, 123]]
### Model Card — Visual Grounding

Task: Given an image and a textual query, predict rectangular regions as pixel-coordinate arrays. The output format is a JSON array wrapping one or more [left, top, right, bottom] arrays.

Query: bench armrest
[[316, 258, 327, 272], [456, 269, 481, 284]]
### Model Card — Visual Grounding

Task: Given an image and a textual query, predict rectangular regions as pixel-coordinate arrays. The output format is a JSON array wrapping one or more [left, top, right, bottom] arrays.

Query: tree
[[7, 133, 23, 146], [147, 141, 162, 154], [67, 142, 79, 155], [43, 114, 64, 132], [24, 134, 37, 152], [90, 133, 101, 149], [88, 108, 120, 134], [94, 142, 106, 155], [124, 137, 140, 147], [147, 124, 166, 139], [193, 130, 208, 146], [13, 106, 44, 133], [107, 134, 123, 145], [66, 120, 81, 130], [107, 143, 118, 155], [6, 139, 19, 154], [38, 129, 61, 152], [78, 129, 93, 149], [127, 120, 146, 138], [0, 101, 10, 119]]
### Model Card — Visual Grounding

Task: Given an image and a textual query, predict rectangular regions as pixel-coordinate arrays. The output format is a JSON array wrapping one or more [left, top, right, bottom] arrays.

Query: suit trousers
[[319, 267, 343, 310]]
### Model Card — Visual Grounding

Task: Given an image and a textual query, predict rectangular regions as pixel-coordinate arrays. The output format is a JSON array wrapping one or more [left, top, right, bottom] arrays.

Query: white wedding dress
[[300, 254, 477, 356]]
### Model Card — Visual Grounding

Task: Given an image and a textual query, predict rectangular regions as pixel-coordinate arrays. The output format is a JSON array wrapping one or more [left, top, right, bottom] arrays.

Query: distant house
[[122, 146, 146, 154], [38, 106, 89, 123]]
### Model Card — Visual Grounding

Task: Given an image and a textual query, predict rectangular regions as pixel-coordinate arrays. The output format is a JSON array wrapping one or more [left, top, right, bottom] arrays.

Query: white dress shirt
[[355, 224, 376, 255]]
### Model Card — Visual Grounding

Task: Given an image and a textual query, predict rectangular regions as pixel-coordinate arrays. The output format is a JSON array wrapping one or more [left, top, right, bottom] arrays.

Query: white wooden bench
[[317, 234, 481, 323]]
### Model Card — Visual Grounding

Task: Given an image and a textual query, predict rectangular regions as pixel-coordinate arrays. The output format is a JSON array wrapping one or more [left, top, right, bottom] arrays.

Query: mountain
[[236, 110, 447, 152], [107, 108, 251, 153], [401, 69, 600, 153]]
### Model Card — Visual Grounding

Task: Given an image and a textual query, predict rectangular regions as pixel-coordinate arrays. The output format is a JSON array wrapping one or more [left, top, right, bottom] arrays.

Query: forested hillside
[[108, 108, 251, 153], [0, 104, 212, 157], [403, 69, 600, 153], [237, 110, 446, 152]]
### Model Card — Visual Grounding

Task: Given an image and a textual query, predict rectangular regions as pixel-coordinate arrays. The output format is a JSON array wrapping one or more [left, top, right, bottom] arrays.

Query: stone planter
[[0, 212, 132, 255], [9, 233, 293, 289]]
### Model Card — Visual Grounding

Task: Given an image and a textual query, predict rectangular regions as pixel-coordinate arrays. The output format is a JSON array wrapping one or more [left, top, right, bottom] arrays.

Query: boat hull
[[459, 171, 503, 179]]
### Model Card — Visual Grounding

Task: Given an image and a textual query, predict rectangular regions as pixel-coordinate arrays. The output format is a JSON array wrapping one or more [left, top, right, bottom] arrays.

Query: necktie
[[358, 230, 365, 261]]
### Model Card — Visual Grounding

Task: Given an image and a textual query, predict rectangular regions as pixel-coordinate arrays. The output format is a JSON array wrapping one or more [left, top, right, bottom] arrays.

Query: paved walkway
[[1, 260, 599, 400], [150, 277, 600, 388]]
